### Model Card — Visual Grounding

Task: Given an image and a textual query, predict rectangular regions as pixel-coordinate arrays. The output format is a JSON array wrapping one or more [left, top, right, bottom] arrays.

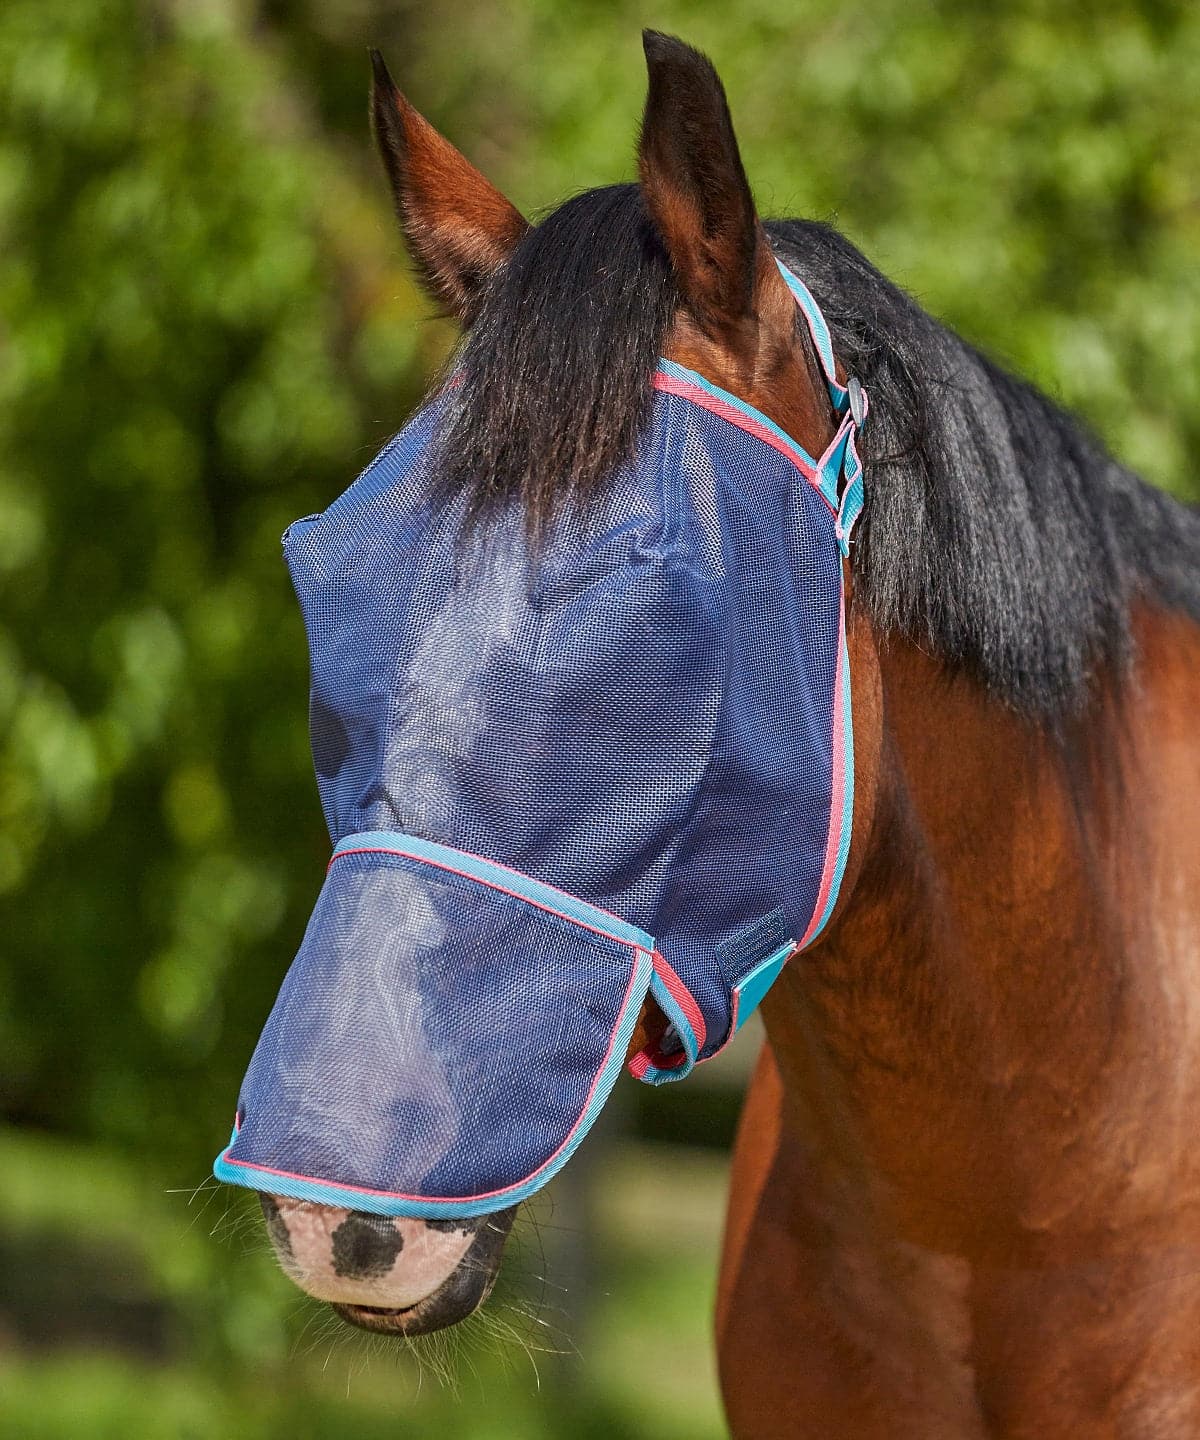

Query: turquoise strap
[[776, 257, 868, 554], [775, 258, 847, 410]]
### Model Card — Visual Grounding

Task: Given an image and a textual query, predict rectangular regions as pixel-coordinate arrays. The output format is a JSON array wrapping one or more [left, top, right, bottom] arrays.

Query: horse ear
[[637, 32, 787, 351], [370, 50, 528, 324]]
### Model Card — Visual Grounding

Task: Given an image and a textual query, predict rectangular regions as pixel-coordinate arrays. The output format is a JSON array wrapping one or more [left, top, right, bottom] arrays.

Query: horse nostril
[[330, 1210, 406, 1281], [255, 1197, 515, 1320]]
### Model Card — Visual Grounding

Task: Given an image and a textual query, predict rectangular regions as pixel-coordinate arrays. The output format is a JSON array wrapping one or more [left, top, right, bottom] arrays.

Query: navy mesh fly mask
[[214, 260, 867, 1217]]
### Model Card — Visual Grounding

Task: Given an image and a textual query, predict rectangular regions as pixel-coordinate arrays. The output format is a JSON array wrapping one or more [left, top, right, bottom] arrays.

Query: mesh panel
[[225, 850, 645, 1201], [282, 385, 841, 1042]]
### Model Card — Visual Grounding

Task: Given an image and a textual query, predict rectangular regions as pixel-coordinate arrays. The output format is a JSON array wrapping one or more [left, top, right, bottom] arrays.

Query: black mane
[[770, 219, 1200, 719], [436, 184, 677, 531], [438, 186, 1200, 718]]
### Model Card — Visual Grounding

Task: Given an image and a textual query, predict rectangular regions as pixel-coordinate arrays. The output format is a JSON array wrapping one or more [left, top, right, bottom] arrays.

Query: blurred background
[[1, 0, 1197, 1435]]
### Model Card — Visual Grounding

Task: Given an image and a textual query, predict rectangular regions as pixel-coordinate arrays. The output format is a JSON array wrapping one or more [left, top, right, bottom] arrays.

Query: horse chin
[[332, 1205, 516, 1337]]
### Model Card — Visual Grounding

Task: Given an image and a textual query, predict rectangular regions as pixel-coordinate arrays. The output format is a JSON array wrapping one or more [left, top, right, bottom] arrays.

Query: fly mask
[[213, 259, 867, 1217]]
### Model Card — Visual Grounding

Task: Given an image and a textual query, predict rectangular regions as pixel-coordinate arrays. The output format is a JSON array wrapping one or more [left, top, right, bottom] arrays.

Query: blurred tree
[[391, 0, 1200, 493], [0, 0, 447, 1172]]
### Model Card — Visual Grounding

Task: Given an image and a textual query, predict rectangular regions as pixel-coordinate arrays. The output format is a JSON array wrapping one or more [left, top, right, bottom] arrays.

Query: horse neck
[[761, 607, 1200, 1255]]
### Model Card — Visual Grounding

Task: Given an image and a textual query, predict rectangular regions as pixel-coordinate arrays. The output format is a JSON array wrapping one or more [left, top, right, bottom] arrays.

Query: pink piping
[[652, 371, 838, 518], [650, 949, 707, 1051], [797, 575, 850, 949], [627, 1051, 653, 1080], [331, 844, 640, 952], [627, 948, 708, 1075]]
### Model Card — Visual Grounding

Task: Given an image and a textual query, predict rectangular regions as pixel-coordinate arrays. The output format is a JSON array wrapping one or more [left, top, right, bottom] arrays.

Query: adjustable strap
[[776, 258, 868, 557], [822, 398, 867, 557]]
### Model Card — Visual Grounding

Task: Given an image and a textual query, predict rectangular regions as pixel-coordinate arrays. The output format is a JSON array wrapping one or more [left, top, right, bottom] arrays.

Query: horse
[[229, 31, 1200, 1439]]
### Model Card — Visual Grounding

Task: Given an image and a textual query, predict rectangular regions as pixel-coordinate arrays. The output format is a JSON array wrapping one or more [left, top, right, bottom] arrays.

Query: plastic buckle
[[847, 376, 866, 429]]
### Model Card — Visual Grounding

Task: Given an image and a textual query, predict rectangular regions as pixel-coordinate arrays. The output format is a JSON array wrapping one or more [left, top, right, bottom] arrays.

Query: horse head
[[217, 31, 879, 1338]]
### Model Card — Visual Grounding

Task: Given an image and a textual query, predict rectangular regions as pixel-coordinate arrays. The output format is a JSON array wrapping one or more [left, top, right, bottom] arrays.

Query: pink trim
[[627, 1051, 652, 1080], [797, 575, 850, 949], [815, 411, 856, 478], [627, 1033, 687, 1078], [633, 1040, 687, 1074], [652, 371, 837, 517], [650, 949, 707, 1052], [222, 947, 652, 1205], [331, 845, 640, 952]]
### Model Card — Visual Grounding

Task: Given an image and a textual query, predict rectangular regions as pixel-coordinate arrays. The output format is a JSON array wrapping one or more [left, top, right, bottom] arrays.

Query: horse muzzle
[[259, 1193, 517, 1335]]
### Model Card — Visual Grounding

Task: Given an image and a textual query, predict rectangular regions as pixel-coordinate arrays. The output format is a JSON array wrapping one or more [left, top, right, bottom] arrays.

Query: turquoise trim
[[212, 947, 655, 1217], [332, 830, 652, 950], [659, 346, 863, 536], [656, 358, 822, 474], [837, 446, 865, 554], [732, 940, 795, 1030], [658, 262, 869, 536], [774, 259, 847, 409]]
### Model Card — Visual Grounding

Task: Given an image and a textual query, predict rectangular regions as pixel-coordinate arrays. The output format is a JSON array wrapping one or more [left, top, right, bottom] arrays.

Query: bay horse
[[244, 31, 1200, 1439]]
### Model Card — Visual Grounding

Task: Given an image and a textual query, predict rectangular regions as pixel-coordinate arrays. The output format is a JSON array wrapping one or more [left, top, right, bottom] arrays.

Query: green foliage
[[0, 0, 441, 1170], [1, 0, 1197, 1431], [4, 0, 1197, 1179], [406, 0, 1200, 496]]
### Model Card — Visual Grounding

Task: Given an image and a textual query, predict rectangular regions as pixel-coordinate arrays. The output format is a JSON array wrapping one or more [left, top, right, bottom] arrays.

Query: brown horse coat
[[717, 611, 1200, 1437], [255, 33, 1200, 1436]]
